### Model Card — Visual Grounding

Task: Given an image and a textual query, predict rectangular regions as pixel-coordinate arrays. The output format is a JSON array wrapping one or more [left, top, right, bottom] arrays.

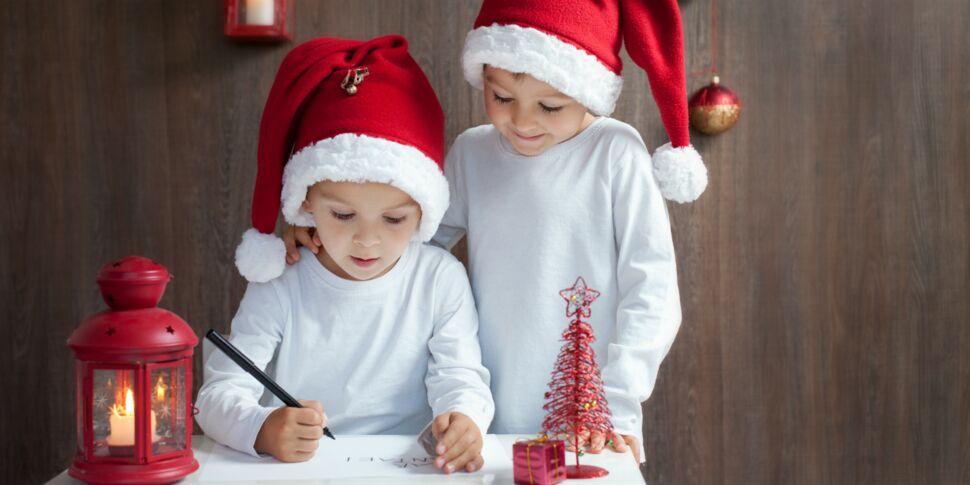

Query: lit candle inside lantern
[[107, 388, 158, 446], [245, 0, 274, 25], [155, 376, 167, 401]]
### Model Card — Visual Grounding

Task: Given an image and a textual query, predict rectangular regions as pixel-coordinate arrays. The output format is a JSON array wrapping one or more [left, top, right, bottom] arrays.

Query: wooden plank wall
[[1, 1, 967, 483]]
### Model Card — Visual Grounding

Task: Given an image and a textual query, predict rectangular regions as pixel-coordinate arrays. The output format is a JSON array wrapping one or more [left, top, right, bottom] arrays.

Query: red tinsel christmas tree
[[541, 277, 612, 478]]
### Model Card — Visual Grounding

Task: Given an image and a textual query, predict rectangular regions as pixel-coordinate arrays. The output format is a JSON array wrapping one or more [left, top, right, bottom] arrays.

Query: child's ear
[[301, 199, 312, 213]]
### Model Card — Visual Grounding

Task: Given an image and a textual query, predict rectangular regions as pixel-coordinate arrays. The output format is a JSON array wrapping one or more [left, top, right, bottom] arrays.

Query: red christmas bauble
[[689, 75, 741, 135]]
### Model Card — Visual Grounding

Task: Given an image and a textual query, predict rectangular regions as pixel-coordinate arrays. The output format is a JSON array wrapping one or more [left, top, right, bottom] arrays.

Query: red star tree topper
[[541, 277, 612, 478]]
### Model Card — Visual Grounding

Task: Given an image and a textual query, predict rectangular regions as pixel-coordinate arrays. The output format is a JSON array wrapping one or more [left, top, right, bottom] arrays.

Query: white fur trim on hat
[[462, 23, 624, 116], [280, 134, 449, 242], [651, 143, 708, 203], [235, 228, 287, 283]]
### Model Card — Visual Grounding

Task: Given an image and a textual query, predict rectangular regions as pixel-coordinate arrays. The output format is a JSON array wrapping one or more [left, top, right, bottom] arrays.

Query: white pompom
[[651, 143, 708, 203], [234, 228, 287, 283]]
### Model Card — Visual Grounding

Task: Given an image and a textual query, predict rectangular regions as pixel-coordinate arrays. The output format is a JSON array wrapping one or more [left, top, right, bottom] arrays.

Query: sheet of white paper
[[198, 435, 509, 482]]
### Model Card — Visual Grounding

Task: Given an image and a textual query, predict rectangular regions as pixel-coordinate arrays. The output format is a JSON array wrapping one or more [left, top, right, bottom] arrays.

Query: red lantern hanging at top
[[688, 0, 741, 135], [224, 0, 292, 43], [68, 257, 199, 484]]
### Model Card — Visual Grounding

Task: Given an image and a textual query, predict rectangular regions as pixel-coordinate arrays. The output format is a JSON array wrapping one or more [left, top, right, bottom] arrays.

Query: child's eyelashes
[[330, 210, 355, 221], [330, 210, 406, 225], [492, 92, 562, 114], [539, 103, 563, 113], [492, 93, 513, 104]]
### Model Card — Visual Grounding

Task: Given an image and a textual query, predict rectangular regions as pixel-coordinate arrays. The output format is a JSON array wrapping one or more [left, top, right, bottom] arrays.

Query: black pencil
[[205, 329, 336, 440]]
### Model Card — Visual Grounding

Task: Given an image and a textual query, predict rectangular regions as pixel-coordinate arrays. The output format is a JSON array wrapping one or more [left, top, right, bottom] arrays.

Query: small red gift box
[[513, 438, 566, 485]]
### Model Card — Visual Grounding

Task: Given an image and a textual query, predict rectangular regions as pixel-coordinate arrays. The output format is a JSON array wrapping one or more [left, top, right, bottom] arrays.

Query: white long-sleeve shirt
[[196, 243, 494, 456], [442, 117, 681, 457]]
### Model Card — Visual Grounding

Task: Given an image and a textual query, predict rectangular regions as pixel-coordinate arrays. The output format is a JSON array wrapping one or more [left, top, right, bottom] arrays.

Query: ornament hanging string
[[686, 0, 741, 136], [690, 0, 718, 78]]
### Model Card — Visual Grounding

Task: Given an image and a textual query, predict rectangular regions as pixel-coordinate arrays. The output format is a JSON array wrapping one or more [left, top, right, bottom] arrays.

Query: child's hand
[[254, 400, 326, 462], [564, 429, 641, 463], [283, 224, 320, 265], [563, 427, 591, 452], [431, 412, 484, 473], [606, 432, 640, 463]]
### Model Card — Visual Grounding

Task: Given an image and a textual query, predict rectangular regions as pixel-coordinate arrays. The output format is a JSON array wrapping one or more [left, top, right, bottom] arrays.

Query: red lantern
[[224, 0, 292, 42], [68, 257, 199, 484]]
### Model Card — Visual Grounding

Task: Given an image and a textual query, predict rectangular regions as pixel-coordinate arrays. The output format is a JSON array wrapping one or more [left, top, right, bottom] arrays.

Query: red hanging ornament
[[689, 75, 742, 135], [541, 277, 612, 479], [688, 0, 741, 135]]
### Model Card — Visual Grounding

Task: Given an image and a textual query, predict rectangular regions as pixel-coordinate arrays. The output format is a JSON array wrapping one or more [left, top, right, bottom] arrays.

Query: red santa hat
[[462, 0, 708, 203], [235, 35, 448, 282]]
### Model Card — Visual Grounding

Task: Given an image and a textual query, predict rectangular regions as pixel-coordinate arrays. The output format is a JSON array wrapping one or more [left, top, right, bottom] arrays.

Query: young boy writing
[[286, 0, 709, 466], [196, 35, 493, 475]]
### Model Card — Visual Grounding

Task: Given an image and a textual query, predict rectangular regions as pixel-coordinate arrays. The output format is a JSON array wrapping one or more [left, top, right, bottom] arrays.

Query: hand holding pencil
[[205, 330, 336, 462], [254, 399, 328, 462]]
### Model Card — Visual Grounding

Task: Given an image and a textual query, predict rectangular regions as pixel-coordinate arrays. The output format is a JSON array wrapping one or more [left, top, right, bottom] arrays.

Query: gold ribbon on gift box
[[515, 435, 562, 484]]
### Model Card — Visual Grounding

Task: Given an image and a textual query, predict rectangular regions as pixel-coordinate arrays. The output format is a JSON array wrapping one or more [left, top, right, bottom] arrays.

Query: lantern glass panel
[[75, 366, 84, 454], [92, 369, 142, 458], [238, 0, 276, 26], [150, 366, 187, 455]]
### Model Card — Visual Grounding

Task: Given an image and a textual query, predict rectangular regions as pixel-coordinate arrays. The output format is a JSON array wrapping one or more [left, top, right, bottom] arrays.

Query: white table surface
[[48, 435, 645, 484]]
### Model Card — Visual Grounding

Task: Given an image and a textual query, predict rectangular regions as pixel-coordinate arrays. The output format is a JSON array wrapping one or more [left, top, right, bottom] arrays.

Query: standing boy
[[444, 0, 708, 463]]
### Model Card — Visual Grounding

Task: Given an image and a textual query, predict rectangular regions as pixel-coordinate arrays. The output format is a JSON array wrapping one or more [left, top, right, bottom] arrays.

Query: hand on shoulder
[[282, 224, 321, 265]]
